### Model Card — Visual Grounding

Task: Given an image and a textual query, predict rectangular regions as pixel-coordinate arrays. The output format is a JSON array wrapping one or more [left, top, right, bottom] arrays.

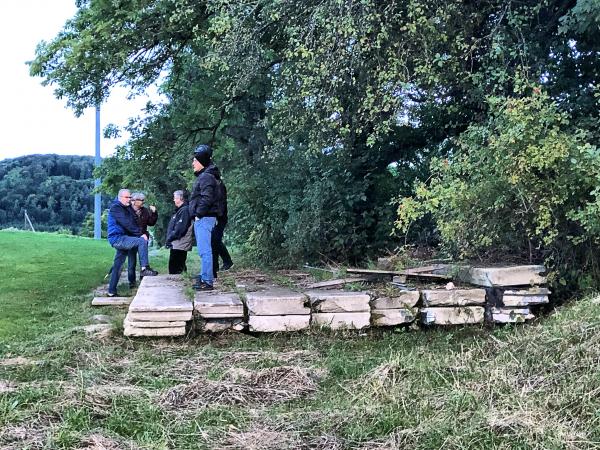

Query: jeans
[[194, 217, 216, 285], [108, 236, 149, 294]]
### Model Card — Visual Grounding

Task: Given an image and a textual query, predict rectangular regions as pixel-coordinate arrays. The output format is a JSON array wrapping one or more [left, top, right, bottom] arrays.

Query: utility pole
[[94, 106, 102, 239]]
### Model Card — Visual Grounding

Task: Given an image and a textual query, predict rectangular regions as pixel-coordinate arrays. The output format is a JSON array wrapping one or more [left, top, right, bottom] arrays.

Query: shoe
[[140, 267, 158, 277], [107, 292, 118, 297], [193, 282, 214, 291], [221, 262, 234, 271]]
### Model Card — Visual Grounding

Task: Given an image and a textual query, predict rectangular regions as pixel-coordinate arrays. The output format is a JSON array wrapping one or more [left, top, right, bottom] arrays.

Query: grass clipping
[[161, 366, 321, 409]]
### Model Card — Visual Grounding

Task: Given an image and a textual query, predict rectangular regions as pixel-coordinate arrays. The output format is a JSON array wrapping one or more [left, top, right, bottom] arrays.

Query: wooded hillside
[[0, 154, 108, 233]]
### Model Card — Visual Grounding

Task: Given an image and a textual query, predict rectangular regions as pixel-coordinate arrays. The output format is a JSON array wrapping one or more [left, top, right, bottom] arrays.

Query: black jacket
[[189, 164, 220, 219], [166, 202, 192, 245]]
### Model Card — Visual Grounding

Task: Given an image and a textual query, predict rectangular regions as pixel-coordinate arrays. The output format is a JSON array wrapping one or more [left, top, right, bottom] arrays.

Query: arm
[[110, 204, 142, 236], [147, 207, 158, 226], [167, 207, 191, 243]]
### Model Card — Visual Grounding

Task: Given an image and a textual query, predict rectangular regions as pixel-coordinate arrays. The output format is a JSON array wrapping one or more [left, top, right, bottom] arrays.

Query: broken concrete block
[[248, 315, 310, 332], [92, 296, 131, 306], [202, 319, 245, 333], [127, 311, 192, 322], [245, 289, 309, 315], [421, 289, 486, 307], [129, 286, 193, 312], [489, 307, 535, 323], [371, 309, 415, 326], [123, 323, 186, 337], [306, 290, 370, 313], [312, 312, 371, 330], [124, 316, 186, 328], [458, 265, 546, 287], [194, 292, 244, 317], [370, 291, 420, 309], [420, 307, 484, 325], [502, 288, 550, 306]]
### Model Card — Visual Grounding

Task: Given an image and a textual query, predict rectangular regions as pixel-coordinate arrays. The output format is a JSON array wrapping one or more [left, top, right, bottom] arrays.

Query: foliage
[[397, 89, 600, 287], [0, 154, 110, 233]]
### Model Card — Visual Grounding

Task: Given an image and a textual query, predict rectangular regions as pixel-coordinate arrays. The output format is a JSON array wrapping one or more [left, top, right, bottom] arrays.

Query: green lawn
[[1, 231, 600, 449]]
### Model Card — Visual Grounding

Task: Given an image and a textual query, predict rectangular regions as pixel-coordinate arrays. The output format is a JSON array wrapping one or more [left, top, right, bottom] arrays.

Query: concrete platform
[[312, 312, 370, 330], [92, 296, 131, 306], [245, 288, 309, 315], [307, 290, 370, 313], [194, 292, 244, 317]]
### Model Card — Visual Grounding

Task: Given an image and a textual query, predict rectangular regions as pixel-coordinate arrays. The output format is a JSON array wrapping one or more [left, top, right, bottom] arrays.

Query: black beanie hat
[[194, 144, 212, 167]]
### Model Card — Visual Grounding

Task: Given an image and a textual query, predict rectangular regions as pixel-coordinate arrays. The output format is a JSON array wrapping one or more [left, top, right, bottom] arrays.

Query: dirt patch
[[0, 379, 18, 393], [0, 424, 48, 449], [0, 356, 35, 367], [76, 433, 140, 450], [222, 428, 300, 450], [161, 366, 323, 409]]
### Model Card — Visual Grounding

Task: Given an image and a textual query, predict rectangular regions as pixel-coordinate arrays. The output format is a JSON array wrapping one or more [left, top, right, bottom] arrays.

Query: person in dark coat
[[107, 189, 158, 296], [165, 190, 194, 274], [189, 145, 220, 291], [129, 192, 158, 282], [209, 166, 234, 279]]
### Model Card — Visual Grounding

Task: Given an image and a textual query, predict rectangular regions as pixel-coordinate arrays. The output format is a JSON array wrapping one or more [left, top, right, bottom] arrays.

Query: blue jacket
[[107, 198, 142, 245]]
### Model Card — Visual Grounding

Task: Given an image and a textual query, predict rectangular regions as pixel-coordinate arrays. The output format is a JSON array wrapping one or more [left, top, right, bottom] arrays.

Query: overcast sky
[[0, 0, 159, 161]]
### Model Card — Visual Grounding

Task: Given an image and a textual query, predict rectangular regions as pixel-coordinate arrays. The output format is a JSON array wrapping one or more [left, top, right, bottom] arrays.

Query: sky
[[0, 0, 160, 161]]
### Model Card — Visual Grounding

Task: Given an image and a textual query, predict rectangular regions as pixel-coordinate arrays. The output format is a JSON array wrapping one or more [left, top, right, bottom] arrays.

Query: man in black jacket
[[189, 145, 220, 291], [165, 190, 193, 274]]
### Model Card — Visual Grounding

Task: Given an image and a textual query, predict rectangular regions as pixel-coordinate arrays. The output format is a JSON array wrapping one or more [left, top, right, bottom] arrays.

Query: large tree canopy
[[30, 0, 600, 275]]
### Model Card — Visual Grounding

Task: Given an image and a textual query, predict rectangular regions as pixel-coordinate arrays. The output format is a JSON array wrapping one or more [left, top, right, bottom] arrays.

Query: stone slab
[[490, 307, 535, 323], [124, 323, 186, 337], [420, 307, 484, 325], [139, 274, 184, 287], [92, 297, 131, 306], [124, 317, 186, 328], [371, 309, 415, 326], [194, 292, 244, 316], [502, 288, 550, 306], [200, 313, 244, 318], [421, 289, 486, 307], [127, 311, 192, 322], [245, 288, 309, 315], [306, 290, 370, 313], [370, 291, 420, 309], [459, 265, 546, 287], [312, 312, 371, 330], [248, 315, 310, 332], [202, 319, 245, 333], [129, 285, 192, 312]]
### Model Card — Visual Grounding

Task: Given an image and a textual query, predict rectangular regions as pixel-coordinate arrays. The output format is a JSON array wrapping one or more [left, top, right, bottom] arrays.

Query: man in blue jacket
[[107, 189, 158, 296]]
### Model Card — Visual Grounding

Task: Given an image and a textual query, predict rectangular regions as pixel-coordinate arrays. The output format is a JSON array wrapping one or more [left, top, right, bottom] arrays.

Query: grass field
[[1, 231, 600, 449]]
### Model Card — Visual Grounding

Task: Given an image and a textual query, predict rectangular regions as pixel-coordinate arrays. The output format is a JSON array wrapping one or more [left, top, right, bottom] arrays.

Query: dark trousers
[[211, 219, 233, 278], [109, 248, 138, 294], [169, 249, 188, 274]]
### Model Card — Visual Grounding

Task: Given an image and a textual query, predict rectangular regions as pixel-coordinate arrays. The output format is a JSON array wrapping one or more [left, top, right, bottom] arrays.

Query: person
[[165, 190, 194, 274], [130, 192, 158, 282], [210, 165, 234, 279], [189, 144, 221, 291], [107, 189, 158, 296]]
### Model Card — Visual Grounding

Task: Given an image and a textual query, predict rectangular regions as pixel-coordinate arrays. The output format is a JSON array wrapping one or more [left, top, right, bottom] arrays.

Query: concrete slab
[[124, 322, 186, 337], [370, 291, 420, 309], [139, 274, 184, 287], [92, 297, 131, 306], [127, 311, 192, 322], [371, 309, 415, 326], [124, 316, 187, 328], [306, 290, 370, 313], [248, 315, 310, 332], [194, 292, 244, 316], [490, 307, 535, 323], [502, 288, 550, 306], [458, 265, 546, 287], [421, 289, 486, 307], [129, 285, 192, 312], [420, 306, 484, 325], [312, 312, 371, 330], [245, 289, 309, 315]]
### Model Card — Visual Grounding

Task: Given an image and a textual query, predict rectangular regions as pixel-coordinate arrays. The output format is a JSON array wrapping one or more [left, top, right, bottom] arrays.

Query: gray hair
[[131, 192, 146, 201], [118, 189, 131, 198], [173, 190, 185, 201]]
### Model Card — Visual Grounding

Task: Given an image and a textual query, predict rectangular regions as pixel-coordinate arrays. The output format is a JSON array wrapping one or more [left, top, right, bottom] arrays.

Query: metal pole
[[94, 106, 102, 239]]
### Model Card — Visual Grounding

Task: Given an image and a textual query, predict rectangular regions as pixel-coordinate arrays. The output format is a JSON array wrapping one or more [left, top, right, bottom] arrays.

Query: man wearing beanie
[[189, 144, 221, 290]]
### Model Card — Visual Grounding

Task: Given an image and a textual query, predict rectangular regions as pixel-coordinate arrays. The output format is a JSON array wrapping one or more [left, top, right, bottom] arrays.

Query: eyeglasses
[[123, 196, 132, 199]]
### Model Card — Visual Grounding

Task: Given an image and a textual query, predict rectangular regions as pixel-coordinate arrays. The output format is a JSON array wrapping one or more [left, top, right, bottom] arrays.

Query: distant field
[[1, 232, 600, 449]]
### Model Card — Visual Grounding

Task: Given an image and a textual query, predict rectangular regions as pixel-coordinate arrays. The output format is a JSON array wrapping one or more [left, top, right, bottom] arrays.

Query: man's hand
[[142, 234, 148, 241], [149, 205, 157, 213]]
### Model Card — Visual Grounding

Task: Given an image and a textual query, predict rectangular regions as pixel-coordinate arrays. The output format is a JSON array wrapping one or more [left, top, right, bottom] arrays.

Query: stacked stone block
[[246, 288, 310, 332], [307, 290, 371, 330], [194, 292, 245, 332], [370, 291, 418, 326], [420, 289, 486, 325]]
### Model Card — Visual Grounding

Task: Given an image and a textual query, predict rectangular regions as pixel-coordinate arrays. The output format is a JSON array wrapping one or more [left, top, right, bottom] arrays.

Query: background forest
[[25, 0, 600, 290]]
